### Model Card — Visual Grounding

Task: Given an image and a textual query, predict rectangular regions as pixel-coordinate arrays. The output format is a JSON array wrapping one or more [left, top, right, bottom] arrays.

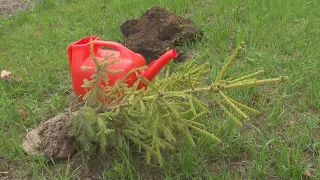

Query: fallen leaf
[[304, 168, 316, 179], [296, 51, 301, 57], [1, 70, 19, 82], [1, 70, 11, 79], [19, 109, 27, 121]]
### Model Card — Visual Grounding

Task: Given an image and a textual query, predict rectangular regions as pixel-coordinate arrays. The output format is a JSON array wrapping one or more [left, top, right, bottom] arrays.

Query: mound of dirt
[[22, 112, 78, 159], [120, 6, 203, 64]]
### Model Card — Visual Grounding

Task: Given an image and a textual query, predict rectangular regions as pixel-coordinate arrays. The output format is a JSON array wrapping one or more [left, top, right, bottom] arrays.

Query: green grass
[[1, 0, 320, 179]]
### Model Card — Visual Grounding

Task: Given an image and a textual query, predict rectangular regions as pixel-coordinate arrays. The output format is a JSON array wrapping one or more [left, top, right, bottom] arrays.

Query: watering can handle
[[94, 40, 133, 57]]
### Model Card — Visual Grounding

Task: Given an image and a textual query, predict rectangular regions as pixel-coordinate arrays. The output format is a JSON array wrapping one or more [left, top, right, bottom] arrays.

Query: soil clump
[[120, 6, 203, 63], [22, 112, 78, 159]]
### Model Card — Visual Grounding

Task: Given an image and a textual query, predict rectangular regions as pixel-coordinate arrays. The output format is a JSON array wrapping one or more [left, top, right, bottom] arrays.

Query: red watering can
[[67, 36, 177, 99]]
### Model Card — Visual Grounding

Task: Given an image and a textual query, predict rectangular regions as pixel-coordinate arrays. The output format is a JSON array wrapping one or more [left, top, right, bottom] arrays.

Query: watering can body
[[67, 36, 177, 99]]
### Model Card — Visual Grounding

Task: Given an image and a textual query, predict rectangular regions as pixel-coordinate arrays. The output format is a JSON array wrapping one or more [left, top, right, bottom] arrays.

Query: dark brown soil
[[120, 6, 203, 64]]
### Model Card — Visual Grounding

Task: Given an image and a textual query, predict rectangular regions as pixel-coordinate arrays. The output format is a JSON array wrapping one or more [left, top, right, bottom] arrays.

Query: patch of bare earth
[[0, 0, 35, 16], [205, 156, 251, 178]]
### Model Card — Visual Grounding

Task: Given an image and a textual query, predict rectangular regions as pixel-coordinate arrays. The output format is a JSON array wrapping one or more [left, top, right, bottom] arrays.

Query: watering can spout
[[140, 49, 178, 81]]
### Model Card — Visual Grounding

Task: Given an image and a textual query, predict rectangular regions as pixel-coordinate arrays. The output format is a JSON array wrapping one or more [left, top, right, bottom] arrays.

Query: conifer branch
[[189, 125, 221, 142], [229, 70, 265, 84], [228, 96, 261, 114], [215, 41, 245, 82], [214, 97, 242, 126], [219, 90, 250, 121]]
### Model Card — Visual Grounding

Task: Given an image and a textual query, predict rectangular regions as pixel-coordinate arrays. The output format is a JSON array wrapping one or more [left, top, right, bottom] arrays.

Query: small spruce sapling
[[69, 40, 288, 167]]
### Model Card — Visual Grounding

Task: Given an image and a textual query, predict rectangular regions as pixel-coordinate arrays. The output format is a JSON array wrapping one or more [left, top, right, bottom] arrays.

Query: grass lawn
[[1, 0, 319, 179]]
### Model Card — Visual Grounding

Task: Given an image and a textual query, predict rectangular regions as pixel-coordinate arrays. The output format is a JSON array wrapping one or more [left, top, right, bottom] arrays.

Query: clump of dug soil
[[120, 6, 203, 64], [22, 112, 78, 159]]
